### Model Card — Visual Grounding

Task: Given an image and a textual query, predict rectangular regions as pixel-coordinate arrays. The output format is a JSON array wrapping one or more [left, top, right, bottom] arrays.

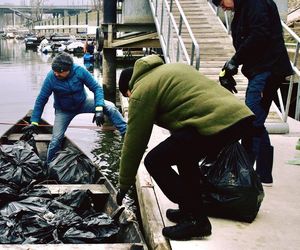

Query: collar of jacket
[[129, 55, 164, 91]]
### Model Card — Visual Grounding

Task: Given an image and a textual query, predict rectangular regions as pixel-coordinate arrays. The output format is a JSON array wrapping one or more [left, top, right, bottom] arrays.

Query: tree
[[91, 0, 102, 11], [30, 0, 48, 21]]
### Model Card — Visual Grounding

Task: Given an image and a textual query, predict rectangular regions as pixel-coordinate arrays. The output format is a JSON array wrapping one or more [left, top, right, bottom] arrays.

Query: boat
[[0, 111, 147, 249]]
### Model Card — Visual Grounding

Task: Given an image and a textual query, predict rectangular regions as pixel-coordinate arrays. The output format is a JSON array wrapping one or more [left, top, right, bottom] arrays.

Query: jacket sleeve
[[233, 0, 271, 65], [81, 67, 105, 107], [118, 97, 156, 190], [30, 75, 53, 123]]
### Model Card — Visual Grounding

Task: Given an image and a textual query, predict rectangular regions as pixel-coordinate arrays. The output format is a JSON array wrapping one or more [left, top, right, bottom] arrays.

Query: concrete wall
[[274, 0, 288, 21], [122, 0, 153, 24]]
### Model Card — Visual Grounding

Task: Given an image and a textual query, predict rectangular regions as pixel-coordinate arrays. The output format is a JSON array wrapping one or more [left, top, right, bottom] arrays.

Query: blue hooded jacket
[[31, 64, 104, 123]]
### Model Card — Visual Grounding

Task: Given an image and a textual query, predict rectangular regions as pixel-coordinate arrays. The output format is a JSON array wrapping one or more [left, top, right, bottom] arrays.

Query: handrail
[[207, 0, 300, 121], [148, 0, 200, 69]]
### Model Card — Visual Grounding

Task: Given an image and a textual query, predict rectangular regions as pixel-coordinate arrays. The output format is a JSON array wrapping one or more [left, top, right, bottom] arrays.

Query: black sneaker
[[166, 208, 185, 223], [162, 216, 212, 240]]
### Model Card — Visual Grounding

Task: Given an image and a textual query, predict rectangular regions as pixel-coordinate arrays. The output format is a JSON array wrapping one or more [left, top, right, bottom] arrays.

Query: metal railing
[[148, 0, 200, 69], [281, 21, 300, 121], [207, 0, 300, 121]]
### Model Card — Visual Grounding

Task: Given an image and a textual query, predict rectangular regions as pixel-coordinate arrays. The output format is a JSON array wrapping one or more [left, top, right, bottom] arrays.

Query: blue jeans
[[242, 71, 273, 182], [47, 98, 127, 163]]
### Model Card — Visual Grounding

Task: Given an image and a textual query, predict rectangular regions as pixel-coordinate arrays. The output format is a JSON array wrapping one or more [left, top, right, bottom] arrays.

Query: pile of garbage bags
[[0, 140, 100, 185], [0, 186, 119, 244], [0, 138, 119, 244]]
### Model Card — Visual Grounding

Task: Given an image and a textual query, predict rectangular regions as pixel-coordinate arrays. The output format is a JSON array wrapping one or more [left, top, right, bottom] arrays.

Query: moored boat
[[0, 111, 147, 249]]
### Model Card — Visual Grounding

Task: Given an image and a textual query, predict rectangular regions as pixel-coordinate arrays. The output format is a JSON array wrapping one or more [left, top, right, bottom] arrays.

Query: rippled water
[[0, 38, 123, 188]]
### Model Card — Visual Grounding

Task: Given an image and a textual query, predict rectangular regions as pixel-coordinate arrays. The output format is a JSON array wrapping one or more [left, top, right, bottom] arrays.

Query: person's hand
[[116, 189, 128, 205], [92, 107, 105, 126], [223, 58, 238, 76], [219, 71, 238, 93], [21, 123, 39, 135]]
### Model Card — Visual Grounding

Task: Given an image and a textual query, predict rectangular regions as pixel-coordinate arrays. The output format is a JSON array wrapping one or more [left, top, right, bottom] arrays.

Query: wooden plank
[[42, 184, 109, 195], [135, 126, 171, 250], [136, 165, 171, 250], [8, 133, 52, 141], [0, 243, 143, 250]]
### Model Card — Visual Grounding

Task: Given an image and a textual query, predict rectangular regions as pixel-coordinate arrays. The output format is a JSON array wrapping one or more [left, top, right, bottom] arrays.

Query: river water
[[0, 38, 123, 187]]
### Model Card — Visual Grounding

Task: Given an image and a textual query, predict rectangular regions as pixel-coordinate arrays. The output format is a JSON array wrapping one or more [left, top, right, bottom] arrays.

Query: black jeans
[[144, 118, 253, 217]]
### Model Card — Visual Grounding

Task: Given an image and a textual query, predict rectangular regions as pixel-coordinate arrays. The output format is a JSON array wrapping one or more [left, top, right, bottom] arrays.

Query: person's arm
[[118, 97, 156, 191], [233, 0, 271, 65], [30, 74, 53, 123]]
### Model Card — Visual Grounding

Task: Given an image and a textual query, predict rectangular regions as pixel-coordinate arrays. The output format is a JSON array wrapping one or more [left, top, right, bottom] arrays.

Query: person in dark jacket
[[213, 0, 293, 186], [23, 52, 127, 164], [116, 55, 255, 240]]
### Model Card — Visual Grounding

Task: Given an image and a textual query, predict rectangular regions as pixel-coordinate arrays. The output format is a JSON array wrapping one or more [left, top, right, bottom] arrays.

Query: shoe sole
[[262, 182, 273, 187], [163, 231, 212, 241]]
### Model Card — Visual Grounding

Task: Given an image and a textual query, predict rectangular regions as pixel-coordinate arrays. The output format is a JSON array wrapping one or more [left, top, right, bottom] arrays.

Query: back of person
[[128, 57, 253, 136]]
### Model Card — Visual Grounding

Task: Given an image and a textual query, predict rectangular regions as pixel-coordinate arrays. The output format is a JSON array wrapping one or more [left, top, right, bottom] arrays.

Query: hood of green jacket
[[129, 55, 164, 91]]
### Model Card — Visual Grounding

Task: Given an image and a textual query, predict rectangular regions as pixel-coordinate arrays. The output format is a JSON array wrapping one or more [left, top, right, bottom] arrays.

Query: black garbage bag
[[0, 215, 24, 244], [63, 212, 119, 243], [18, 211, 56, 243], [0, 140, 44, 186], [48, 147, 97, 184], [0, 180, 20, 205], [43, 209, 82, 229], [199, 142, 264, 222], [0, 196, 51, 217], [19, 185, 53, 200], [54, 189, 95, 216]]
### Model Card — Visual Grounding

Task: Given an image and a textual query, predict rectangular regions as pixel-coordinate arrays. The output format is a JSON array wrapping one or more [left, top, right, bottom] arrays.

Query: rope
[[0, 122, 116, 130]]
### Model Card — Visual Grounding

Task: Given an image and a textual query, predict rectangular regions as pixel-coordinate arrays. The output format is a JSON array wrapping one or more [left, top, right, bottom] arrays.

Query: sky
[[0, 0, 92, 5]]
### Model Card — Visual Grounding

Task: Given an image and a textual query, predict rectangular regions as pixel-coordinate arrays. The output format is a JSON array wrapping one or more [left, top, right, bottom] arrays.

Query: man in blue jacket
[[23, 52, 127, 164], [213, 0, 293, 186]]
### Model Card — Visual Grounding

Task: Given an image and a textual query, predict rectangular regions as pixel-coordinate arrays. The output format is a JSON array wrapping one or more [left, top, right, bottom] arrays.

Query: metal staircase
[[148, 0, 300, 134]]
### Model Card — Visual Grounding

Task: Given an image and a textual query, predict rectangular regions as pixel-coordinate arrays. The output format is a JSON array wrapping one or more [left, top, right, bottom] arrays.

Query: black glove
[[21, 123, 39, 135], [223, 58, 238, 76], [219, 70, 238, 93], [116, 189, 127, 206], [92, 110, 105, 126]]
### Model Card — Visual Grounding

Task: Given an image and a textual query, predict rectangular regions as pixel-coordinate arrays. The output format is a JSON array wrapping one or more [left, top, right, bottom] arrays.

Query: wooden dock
[[120, 95, 300, 250]]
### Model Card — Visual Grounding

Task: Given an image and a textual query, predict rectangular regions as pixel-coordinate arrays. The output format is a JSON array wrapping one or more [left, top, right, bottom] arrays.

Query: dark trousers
[[144, 118, 253, 218], [242, 72, 283, 182]]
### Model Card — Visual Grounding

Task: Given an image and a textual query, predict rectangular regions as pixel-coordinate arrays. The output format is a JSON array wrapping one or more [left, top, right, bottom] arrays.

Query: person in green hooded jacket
[[116, 55, 254, 240]]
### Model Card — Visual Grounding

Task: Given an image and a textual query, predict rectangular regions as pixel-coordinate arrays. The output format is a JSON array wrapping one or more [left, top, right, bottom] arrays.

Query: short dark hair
[[212, 0, 221, 6], [52, 52, 73, 72], [119, 67, 134, 97]]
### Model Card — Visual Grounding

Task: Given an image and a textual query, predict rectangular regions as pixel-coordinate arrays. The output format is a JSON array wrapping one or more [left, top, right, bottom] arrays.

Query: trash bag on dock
[[0, 140, 44, 186], [199, 142, 264, 222], [48, 147, 99, 184]]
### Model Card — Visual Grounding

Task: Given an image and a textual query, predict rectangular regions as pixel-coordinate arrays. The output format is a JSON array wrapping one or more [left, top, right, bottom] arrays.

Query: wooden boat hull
[[0, 111, 147, 249]]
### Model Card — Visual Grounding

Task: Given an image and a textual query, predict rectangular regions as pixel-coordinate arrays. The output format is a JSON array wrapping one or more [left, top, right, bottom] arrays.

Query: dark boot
[[162, 215, 212, 240], [166, 208, 185, 223], [256, 145, 273, 186]]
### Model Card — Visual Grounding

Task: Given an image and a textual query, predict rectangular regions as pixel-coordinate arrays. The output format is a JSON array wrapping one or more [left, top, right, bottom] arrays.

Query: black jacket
[[231, 0, 293, 78]]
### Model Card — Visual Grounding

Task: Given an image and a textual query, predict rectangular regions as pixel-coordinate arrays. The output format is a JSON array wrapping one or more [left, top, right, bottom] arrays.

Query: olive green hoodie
[[119, 55, 253, 190]]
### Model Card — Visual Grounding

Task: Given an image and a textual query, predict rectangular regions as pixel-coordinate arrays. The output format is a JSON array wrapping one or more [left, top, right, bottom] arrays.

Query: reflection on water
[[92, 130, 123, 187], [0, 39, 124, 193]]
